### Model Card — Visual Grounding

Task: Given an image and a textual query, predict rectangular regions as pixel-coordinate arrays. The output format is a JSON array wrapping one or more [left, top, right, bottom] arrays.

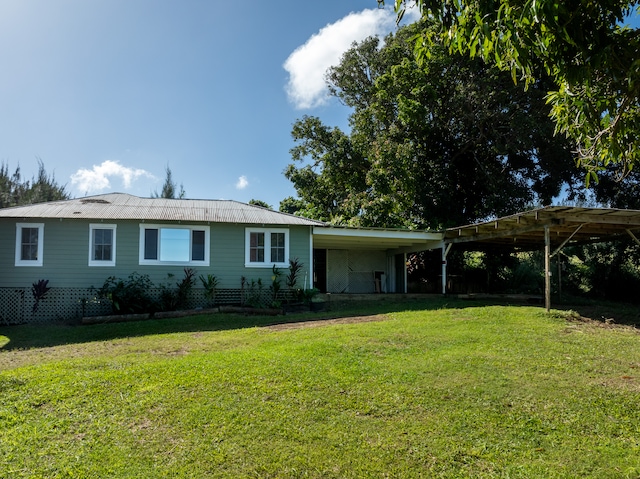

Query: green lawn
[[1, 300, 639, 478]]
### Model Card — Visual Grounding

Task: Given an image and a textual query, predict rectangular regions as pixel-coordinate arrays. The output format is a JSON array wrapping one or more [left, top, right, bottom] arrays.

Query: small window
[[245, 228, 289, 267], [139, 225, 209, 265], [15, 223, 44, 267], [89, 224, 117, 266]]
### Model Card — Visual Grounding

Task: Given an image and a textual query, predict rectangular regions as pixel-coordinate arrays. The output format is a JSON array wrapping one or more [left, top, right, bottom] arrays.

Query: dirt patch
[[264, 314, 391, 331]]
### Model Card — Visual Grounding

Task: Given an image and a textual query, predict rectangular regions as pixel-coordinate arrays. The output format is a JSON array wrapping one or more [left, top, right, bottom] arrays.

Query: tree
[[248, 199, 273, 209], [387, 0, 640, 182], [153, 166, 185, 199], [286, 22, 581, 229], [279, 196, 306, 215], [0, 159, 69, 208]]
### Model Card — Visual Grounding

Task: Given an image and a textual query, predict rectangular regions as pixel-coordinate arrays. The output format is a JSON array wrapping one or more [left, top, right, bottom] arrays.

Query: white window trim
[[245, 227, 290, 268], [15, 223, 44, 267], [138, 224, 210, 266], [89, 224, 117, 267]]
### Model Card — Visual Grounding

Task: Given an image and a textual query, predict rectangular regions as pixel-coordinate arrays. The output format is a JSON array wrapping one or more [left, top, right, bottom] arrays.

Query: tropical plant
[[286, 258, 304, 289], [31, 279, 51, 313], [160, 268, 197, 311], [199, 273, 219, 307]]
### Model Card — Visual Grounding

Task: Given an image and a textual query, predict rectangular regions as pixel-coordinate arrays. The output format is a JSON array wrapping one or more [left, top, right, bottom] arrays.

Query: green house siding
[[0, 219, 312, 290]]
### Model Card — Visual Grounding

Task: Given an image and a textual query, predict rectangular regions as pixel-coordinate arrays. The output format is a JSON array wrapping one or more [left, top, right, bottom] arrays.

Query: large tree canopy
[[388, 0, 640, 183], [285, 21, 580, 229]]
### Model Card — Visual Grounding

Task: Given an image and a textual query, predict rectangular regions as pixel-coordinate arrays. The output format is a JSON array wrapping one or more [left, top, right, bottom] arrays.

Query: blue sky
[[0, 0, 418, 208], [1, 2, 636, 209]]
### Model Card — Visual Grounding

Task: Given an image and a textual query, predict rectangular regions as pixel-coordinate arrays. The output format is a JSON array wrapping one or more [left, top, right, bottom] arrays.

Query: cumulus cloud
[[236, 175, 249, 190], [284, 8, 397, 109], [70, 160, 154, 194]]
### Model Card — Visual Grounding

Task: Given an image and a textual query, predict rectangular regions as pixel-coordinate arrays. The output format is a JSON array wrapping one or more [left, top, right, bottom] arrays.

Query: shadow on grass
[[2, 295, 635, 352], [0, 297, 462, 351]]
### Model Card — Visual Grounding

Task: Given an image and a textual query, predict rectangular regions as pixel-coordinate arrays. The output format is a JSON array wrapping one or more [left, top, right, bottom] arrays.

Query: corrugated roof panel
[[0, 193, 326, 226]]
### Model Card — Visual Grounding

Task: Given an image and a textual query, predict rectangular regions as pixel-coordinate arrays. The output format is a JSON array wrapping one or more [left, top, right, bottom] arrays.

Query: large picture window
[[89, 224, 117, 266], [15, 223, 44, 267], [245, 228, 289, 267], [139, 224, 209, 265]]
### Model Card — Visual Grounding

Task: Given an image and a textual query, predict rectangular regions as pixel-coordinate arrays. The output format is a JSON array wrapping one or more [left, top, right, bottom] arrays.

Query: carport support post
[[442, 243, 452, 295], [544, 225, 551, 312]]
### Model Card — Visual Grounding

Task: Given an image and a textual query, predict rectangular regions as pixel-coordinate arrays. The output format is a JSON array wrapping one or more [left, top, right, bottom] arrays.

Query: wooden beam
[[446, 222, 556, 244], [551, 224, 585, 257]]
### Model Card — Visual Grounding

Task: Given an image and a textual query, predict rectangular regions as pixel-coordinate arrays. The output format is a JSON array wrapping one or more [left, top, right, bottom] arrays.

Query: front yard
[[1, 299, 639, 478]]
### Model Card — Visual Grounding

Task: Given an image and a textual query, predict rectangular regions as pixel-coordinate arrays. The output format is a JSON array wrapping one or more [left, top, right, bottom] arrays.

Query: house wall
[[326, 249, 388, 293], [0, 218, 312, 291]]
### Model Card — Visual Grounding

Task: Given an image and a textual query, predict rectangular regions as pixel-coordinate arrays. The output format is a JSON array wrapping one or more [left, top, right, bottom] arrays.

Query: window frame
[[138, 224, 210, 266], [88, 224, 117, 267], [245, 228, 289, 268], [15, 223, 44, 267]]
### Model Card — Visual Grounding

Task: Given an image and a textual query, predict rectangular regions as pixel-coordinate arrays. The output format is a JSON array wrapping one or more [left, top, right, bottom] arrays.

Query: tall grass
[[1, 301, 639, 478]]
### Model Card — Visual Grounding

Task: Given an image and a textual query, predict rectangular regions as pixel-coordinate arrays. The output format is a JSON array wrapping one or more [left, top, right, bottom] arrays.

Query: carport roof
[[444, 206, 640, 250], [313, 226, 442, 251]]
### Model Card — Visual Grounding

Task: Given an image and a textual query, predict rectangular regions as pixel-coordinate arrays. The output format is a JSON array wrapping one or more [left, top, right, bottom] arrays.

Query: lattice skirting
[[0, 287, 297, 325]]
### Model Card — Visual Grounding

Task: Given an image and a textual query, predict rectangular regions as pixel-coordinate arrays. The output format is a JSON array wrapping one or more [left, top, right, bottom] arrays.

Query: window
[[139, 224, 209, 265], [15, 223, 44, 267], [245, 228, 289, 267], [89, 224, 116, 266]]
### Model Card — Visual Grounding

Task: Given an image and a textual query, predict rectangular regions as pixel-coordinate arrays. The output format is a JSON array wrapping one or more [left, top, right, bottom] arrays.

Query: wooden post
[[557, 255, 562, 300], [544, 225, 551, 312]]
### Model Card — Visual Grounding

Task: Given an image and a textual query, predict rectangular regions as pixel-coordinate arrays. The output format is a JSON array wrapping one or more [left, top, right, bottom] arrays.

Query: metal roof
[[0, 193, 326, 226], [444, 206, 640, 249]]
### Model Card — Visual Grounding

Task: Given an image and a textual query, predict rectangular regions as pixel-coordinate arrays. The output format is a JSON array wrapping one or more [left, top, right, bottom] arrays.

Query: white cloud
[[236, 175, 249, 190], [70, 160, 154, 194], [284, 8, 397, 109]]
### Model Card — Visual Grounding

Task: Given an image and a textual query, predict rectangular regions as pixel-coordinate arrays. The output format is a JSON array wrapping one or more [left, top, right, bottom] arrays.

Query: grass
[[1, 299, 639, 478]]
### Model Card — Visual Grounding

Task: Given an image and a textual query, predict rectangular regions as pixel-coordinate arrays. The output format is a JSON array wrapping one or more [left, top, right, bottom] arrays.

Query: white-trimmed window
[[15, 223, 44, 267], [245, 228, 289, 267], [139, 224, 209, 265], [89, 224, 117, 266]]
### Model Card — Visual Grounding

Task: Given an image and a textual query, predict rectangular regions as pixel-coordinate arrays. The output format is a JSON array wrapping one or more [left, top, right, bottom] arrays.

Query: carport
[[312, 226, 442, 294], [442, 206, 640, 311]]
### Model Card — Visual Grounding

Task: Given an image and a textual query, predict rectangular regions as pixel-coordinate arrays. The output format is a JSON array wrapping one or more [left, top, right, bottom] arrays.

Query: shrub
[[96, 273, 155, 315], [160, 268, 197, 311]]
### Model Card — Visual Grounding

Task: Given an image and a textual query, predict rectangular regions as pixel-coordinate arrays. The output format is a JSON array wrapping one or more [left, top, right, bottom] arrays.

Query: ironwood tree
[[0, 159, 69, 208]]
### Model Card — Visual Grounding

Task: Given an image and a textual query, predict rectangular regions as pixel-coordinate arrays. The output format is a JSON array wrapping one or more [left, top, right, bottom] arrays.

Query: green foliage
[[199, 273, 219, 307], [0, 159, 69, 208], [159, 268, 197, 311], [278, 196, 307, 216], [286, 258, 304, 289], [152, 166, 185, 199], [2, 303, 640, 476], [31, 279, 51, 313], [242, 277, 266, 308], [563, 241, 640, 302], [390, 0, 640, 179], [96, 273, 155, 315], [286, 21, 580, 228], [269, 265, 282, 307], [248, 199, 272, 209]]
